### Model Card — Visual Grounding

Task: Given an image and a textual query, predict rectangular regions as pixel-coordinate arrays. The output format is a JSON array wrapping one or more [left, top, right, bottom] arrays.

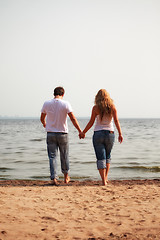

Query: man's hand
[[79, 131, 85, 139]]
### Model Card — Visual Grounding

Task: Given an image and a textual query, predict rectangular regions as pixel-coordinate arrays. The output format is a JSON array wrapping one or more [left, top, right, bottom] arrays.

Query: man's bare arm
[[40, 112, 46, 128], [68, 112, 82, 133]]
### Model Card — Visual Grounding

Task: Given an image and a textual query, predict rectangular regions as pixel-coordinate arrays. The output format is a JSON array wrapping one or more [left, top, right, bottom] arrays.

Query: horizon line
[[0, 116, 160, 120]]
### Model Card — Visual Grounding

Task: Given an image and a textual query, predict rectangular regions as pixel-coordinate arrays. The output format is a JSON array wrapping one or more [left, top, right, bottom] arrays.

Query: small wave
[[30, 138, 44, 142], [0, 175, 10, 180], [0, 167, 14, 172], [119, 166, 160, 172], [127, 162, 141, 165], [71, 160, 95, 164], [81, 161, 96, 164], [122, 157, 139, 160], [14, 160, 24, 163], [69, 176, 92, 180], [30, 176, 49, 180], [2, 152, 12, 155]]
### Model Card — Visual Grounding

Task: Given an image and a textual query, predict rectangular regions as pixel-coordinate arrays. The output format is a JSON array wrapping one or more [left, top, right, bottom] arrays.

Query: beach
[[0, 179, 160, 240]]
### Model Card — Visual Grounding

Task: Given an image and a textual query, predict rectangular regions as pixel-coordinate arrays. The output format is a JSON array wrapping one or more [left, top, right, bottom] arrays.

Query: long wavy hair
[[95, 89, 113, 120]]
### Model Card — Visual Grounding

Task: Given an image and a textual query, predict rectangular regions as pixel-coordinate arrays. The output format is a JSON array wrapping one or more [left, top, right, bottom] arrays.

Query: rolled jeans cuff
[[97, 158, 111, 169]]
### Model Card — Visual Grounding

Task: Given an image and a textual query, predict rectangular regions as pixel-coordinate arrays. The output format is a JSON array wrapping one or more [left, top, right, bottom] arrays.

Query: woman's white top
[[94, 115, 114, 131]]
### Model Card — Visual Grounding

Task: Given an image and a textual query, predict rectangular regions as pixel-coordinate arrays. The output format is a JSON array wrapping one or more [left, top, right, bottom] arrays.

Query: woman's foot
[[102, 180, 108, 186]]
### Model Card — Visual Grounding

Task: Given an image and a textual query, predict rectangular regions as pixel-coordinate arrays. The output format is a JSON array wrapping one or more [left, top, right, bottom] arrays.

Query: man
[[40, 87, 82, 185]]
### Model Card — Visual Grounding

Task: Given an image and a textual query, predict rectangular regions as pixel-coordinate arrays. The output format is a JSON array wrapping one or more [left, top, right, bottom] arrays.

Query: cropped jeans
[[92, 130, 115, 169], [47, 132, 69, 180]]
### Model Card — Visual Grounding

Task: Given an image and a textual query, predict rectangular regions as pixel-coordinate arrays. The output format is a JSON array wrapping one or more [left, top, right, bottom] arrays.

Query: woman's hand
[[79, 131, 85, 139], [118, 134, 123, 143]]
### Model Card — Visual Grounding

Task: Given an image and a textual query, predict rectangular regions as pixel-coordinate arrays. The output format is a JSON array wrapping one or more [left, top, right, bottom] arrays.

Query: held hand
[[118, 135, 123, 143], [79, 131, 85, 139]]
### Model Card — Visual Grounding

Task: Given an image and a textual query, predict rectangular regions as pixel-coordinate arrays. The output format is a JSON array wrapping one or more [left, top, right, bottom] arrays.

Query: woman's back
[[94, 114, 114, 131]]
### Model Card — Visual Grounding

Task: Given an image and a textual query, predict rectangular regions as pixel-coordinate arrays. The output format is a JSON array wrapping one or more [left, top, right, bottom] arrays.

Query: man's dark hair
[[54, 87, 65, 96]]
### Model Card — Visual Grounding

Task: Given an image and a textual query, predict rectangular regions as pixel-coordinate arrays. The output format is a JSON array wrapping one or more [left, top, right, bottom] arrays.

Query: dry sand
[[0, 179, 160, 240]]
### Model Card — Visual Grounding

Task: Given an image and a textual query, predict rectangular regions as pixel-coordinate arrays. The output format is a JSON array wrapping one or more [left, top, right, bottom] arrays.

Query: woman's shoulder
[[111, 104, 117, 115], [92, 105, 99, 114]]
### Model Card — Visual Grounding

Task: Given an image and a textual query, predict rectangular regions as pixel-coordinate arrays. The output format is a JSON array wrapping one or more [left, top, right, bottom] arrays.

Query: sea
[[0, 118, 160, 181]]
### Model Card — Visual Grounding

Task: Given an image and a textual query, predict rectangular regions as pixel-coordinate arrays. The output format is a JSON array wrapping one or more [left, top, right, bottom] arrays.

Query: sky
[[0, 0, 160, 118]]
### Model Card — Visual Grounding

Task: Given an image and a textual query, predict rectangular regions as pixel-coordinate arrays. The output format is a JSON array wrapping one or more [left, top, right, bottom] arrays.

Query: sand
[[0, 179, 160, 240]]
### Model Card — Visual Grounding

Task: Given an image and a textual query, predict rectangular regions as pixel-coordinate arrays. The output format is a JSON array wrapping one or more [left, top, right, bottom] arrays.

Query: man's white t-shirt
[[41, 98, 73, 133]]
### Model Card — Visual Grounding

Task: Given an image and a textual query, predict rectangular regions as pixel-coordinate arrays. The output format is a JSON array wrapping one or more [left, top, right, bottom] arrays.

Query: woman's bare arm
[[112, 105, 123, 143], [82, 105, 98, 135]]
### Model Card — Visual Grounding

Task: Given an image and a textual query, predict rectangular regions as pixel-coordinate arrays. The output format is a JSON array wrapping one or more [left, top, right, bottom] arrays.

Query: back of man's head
[[54, 87, 65, 96]]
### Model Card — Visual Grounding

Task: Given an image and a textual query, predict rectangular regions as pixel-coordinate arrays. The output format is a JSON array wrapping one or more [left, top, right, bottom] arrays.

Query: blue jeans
[[47, 132, 69, 180], [92, 130, 115, 169]]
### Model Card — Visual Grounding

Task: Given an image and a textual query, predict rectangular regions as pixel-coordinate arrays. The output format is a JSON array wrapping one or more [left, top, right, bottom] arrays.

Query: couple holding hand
[[40, 87, 123, 186]]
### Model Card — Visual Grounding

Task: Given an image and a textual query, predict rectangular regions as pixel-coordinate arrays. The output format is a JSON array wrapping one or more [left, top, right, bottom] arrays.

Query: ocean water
[[0, 118, 160, 181]]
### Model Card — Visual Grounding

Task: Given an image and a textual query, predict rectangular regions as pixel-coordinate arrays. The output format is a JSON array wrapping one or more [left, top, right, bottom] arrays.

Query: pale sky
[[0, 0, 160, 118]]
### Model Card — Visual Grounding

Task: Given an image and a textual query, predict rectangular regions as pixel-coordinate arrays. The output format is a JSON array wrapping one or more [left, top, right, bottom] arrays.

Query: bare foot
[[64, 176, 70, 184], [52, 179, 58, 186], [102, 180, 108, 186]]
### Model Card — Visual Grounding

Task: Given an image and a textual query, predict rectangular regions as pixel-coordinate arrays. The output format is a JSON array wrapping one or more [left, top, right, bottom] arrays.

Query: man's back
[[41, 98, 72, 133]]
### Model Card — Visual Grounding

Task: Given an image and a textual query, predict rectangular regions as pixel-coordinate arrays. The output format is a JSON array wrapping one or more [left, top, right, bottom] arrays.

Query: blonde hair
[[95, 89, 113, 120]]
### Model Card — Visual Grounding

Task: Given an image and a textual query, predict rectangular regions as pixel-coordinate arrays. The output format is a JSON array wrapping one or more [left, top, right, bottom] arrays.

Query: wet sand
[[0, 179, 160, 239]]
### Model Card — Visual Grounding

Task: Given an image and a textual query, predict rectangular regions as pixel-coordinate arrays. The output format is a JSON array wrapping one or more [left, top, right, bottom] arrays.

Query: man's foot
[[64, 176, 70, 184], [52, 179, 58, 186]]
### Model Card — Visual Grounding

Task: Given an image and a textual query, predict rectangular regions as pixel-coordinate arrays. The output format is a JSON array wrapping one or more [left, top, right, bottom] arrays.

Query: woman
[[79, 89, 123, 186]]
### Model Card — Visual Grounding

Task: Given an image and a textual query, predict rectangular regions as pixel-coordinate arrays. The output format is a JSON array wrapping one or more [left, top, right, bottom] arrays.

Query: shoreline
[[1, 179, 160, 239], [0, 178, 160, 186]]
